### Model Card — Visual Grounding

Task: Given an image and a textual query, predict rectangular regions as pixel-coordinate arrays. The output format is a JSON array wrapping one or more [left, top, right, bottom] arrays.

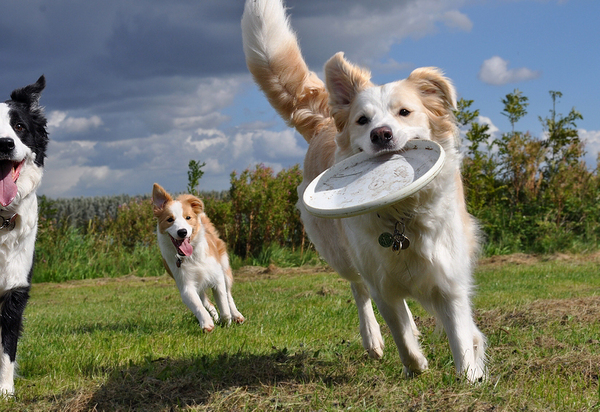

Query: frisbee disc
[[302, 139, 445, 218]]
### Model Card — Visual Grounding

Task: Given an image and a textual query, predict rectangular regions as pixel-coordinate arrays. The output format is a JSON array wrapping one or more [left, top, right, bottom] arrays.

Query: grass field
[[2, 254, 599, 411]]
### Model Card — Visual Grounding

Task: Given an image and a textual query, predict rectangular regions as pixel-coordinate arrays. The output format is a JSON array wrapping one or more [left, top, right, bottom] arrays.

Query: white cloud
[[47, 110, 103, 134], [441, 10, 473, 31], [232, 132, 254, 160], [371, 58, 414, 74], [477, 116, 500, 140], [42, 140, 123, 197], [292, 1, 472, 66], [458, 115, 499, 154], [259, 130, 306, 159], [39, 122, 307, 197], [173, 113, 229, 130], [580, 129, 600, 167], [478, 56, 541, 86], [231, 129, 306, 161], [189, 129, 228, 153], [203, 158, 224, 174]]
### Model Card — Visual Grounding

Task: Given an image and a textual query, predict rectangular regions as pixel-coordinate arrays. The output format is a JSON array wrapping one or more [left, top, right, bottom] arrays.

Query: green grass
[[2, 255, 600, 411]]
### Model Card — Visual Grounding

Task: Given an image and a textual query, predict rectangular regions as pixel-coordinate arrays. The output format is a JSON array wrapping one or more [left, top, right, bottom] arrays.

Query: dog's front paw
[[367, 345, 384, 359], [200, 320, 215, 332], [218, 315, 233, 327], [0, 384, 14, 398], [233, 313, 245, 324], [403, 355, 429, 378], [464, 363, 487, 383], [364, 332, 385, 359]]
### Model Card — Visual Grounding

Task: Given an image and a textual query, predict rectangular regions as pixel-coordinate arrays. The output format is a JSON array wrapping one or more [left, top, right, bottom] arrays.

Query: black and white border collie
[[0, 76, 48, 396]]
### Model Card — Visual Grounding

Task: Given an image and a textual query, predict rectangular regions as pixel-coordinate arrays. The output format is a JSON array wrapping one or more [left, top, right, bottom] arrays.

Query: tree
[[455, 99, 499, 213], [538, 91, 586, 228], [187, 160, 206, 197], [539, 90, 584, 174], [501, 89, 528, 134], [455, 98, 492, 160]]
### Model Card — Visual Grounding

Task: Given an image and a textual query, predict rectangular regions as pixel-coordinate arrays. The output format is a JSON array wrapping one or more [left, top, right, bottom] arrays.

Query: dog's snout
[[0, 138, 15, 154], [177, 229, 188, 238], [370, 126, 393, 146]]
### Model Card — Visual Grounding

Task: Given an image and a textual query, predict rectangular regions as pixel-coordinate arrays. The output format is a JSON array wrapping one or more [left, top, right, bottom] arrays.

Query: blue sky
[[1, 0, 598, 198]]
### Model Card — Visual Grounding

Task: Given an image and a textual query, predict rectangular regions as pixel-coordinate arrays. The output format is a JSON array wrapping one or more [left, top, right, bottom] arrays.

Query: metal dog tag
[[378, 220, 410, 252], [378, 232, 394, 248]]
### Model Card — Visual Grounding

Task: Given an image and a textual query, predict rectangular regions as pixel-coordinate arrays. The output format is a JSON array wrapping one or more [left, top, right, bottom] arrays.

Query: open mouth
[[170, 235, 193, 257], [0, 160, 24, 207]]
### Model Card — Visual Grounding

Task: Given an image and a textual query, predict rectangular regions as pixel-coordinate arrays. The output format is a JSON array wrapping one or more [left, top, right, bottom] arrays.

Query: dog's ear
[[151, 183, 171, 212], [10, 75, 46, 110], [189, 197, 204, 215], [324, 52, 373, 131], [407, 67, 457, 116]]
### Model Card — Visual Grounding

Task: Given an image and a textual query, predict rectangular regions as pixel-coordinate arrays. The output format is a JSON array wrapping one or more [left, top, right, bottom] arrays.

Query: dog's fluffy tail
[[241, 0, 331, 143]]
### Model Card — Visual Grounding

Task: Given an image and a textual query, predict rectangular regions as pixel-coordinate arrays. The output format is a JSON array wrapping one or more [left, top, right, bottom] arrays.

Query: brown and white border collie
[[152, 183, 244, 332], [242, 0, 486, 381]]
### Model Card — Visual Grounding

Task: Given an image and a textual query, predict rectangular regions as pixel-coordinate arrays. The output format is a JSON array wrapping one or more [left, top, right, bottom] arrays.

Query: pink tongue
[[0, 161, 17, 207], [178, 238, 193, 256]]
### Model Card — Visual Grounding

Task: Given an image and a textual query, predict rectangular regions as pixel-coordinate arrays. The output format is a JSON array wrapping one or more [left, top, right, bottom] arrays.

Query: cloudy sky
[[1, 0, 598, 198]]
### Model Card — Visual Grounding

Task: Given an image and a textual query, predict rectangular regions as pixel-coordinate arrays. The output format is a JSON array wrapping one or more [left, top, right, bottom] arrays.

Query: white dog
[[242, 0, 486, 381]]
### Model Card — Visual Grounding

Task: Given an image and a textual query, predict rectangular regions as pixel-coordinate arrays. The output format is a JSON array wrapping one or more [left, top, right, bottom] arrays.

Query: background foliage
[[458, 89, 594, 255], [35, 89, 596, 282]]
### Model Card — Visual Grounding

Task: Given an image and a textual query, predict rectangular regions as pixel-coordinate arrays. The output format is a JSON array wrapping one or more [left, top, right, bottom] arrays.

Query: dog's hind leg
[[200, 292, 219, 323], [0, 286, 31, 396], [351, 281, 384, 359], [225, 291, 244, 324], [222, 260, 244, 324], [211, 275, 232, 326]]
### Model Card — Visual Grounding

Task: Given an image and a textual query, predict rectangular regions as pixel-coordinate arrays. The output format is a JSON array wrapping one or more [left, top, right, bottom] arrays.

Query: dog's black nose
[[177, 229, 187, 238], [370, 126, 393, 146], [0, 138, 15, 153]]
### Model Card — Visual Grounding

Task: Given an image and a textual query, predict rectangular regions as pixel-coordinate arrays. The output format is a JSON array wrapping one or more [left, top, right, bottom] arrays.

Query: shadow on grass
[[85, 348, 350, 411]]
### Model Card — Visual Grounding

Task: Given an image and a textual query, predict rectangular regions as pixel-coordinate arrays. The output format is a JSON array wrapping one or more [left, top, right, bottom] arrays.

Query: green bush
[[457, 91, 596, 255]]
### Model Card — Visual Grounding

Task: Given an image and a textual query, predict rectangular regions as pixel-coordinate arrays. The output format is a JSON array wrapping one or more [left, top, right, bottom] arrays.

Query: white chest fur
[[0, 195, 38, 292]]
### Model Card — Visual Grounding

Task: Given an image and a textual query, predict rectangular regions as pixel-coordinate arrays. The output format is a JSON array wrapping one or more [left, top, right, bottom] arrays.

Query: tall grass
[[35, 197, 323, 283]]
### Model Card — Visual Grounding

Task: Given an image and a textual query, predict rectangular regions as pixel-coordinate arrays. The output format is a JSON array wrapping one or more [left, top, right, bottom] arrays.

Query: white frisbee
[[302, 139, 446, 218]]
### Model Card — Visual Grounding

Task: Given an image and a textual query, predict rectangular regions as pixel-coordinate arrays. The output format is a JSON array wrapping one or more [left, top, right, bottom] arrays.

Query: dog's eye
[[399, 109, 411, 117], [356, 115, 370, 125], [167, 217, 174, 223], [185, 216, 191, 220], [13, 123, 25, 132]]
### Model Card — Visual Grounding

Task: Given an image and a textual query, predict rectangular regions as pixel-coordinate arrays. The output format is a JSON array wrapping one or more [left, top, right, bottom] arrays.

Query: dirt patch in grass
[[479, 251, 600, 268], [480, 295, 600, 329], [234, 264, 332, 282]]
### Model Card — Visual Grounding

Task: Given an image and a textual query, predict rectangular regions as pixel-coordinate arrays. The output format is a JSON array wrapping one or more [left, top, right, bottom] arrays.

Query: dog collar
[[0, 212, 18, 231]]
